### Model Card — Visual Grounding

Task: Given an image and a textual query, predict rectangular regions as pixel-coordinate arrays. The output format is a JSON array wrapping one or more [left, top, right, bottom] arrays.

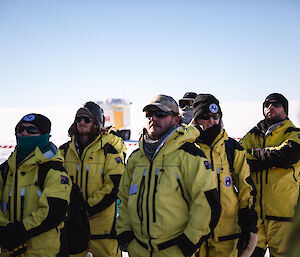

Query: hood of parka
[[8, 142, 63, 173], [139, 124, 200, 158]]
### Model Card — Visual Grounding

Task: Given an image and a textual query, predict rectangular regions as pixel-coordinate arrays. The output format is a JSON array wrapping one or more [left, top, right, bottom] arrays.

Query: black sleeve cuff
[[238, 208, 258, 233], [176, 233, 198, 256], [117, 231, 135, 251]]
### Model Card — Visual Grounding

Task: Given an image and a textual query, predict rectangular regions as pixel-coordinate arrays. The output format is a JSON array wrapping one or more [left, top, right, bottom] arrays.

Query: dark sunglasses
[[263, 101, 283, 108], [199, 113, 220, 120], [75, 116, 93, 123], [146, 111, 174, 119], [17, 125, 40, 135], [179, 99, 194, 109]]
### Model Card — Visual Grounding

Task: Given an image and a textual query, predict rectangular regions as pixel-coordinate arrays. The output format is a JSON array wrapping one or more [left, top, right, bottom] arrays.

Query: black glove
[[0, 223, 27, 251], [237, 208, 258, 253], [247, 159, 263, 173], [176, 233, 198, 257], [117, 231, 135, 252]]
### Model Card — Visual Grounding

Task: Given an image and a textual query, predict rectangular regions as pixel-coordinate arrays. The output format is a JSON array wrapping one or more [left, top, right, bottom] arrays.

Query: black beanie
[[263, 93, 288, 115], [15, 113, 51, 135], [84, 101, 104, 128], [193, 94, 222, 120]]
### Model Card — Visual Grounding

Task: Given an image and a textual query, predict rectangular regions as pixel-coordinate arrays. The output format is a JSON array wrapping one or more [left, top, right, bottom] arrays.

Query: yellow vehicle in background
[[97, 98, 132, 140]]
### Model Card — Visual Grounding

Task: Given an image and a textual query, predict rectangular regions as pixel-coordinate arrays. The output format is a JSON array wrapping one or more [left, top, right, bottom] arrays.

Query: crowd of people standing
[[0, 92, 299, 257]]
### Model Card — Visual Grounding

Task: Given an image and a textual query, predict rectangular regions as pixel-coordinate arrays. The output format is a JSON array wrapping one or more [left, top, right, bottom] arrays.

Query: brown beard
[[68, 121, 100, 138]]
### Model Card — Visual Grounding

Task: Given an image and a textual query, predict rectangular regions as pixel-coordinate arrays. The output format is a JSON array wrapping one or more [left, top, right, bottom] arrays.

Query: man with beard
[[193, 94, 257, 257], [116, 94, 221, 257], [60, 102, 126, 257], [240, 93, 300, 257]]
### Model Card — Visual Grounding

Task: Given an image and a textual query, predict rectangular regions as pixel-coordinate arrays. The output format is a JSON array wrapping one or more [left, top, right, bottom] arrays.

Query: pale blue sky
[[0, 0, 299, 109]]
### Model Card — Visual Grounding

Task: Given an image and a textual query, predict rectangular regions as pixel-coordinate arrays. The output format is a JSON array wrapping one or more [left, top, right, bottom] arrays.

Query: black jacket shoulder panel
[[0, 160, 9, 185], [128, 148, 140, 159], [226, 137, 244, 151], [59, 141, 71, 151], [103, 143, 118, 156], [179, 142, 207, 158], [284, 127, 300, 134], [38, 161, 66, 191]]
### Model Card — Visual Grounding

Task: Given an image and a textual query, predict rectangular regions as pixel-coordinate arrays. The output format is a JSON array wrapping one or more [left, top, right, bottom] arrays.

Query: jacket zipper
[[152, 168, 159, 222], [13, 166, 18, 223], [80, 143, 94, 200], [137, 169, 146, 235], [146, 161, 153, 236], [260, 138, 266, 220], [175, 172, 190, 209], [14, 154, 34, 223]]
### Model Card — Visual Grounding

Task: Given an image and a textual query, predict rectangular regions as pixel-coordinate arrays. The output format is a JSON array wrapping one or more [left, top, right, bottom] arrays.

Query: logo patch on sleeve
[[204, 160, 212, 169], [61, 175, 69, 185], [115, 157, 123, 164]]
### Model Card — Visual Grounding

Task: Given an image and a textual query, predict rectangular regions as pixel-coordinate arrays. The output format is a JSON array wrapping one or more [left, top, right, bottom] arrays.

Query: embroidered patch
[[298, 134, 300, 139], [209, 103, 219, 113], [129, 184, 138, 195], [23, 114, 35, 122], [115, 157, 123, 164], [61, 175, 69, 185], [224, 176, 233, 188], [204, 160, 212, 170]]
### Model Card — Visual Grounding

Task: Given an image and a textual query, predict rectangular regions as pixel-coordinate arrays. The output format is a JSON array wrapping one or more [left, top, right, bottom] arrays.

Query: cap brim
[[143, 103, 172, 112]]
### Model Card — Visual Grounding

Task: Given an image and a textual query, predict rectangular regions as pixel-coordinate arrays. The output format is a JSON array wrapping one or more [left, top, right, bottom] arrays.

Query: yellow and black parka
[[0, 144, 70, 257], [116, 125, 221, 253], [195, 129, 256, 242], [240, 118, 300, 221], [60, 129, 126, 240]]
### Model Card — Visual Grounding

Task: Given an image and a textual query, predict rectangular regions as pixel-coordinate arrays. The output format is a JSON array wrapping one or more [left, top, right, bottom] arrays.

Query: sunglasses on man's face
[[179, 99, 194, 109], [17, 125, 40, 135], [199, 113, 220, 120], [145, 111, 173, 119], [263, 101, 283, 108], [75, 116, 93, 124]]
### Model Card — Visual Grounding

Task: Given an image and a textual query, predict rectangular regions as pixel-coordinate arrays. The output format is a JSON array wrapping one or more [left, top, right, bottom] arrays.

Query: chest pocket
[[156, 167, 189, 206]]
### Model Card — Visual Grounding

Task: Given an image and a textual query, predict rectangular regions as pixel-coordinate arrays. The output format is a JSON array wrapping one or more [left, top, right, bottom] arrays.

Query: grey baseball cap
[[143, 94, 179, 114]]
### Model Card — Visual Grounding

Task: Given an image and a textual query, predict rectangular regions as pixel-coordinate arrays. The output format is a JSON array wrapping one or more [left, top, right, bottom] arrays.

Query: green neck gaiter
[[16, 134, 51, 164]]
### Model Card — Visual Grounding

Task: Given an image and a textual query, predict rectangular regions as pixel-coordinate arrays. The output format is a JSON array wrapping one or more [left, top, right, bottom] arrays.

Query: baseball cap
[[143, 94, 179, 114]]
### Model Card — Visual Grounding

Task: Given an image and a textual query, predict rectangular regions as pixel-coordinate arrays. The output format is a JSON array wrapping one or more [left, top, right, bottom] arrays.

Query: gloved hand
[[237, 208, 258, 257], [117, 231, 135, 252], [10, 243, 27, 257], [0, 222, 27, 251], [247, 159, 263, 173], [176, 233, 198, 257]]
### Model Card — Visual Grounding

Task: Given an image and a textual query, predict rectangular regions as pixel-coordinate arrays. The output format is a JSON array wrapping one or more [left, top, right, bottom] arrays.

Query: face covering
[[197, 124, 221, 146], [181, 108, 194, 124], [16, 134, 51, 162]]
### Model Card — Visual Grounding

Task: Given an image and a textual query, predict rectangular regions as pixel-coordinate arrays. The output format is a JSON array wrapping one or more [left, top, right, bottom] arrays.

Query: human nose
[[20, 130, 30, 136], [208, 116, 216, 123]]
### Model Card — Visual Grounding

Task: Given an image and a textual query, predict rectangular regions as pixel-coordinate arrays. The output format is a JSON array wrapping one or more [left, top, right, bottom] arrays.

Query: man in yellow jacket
[[192, 94, 258, 257], [60, 101, 126, 257], [240, 93, 300, 257], [116, 94, 221, 257], [0, 113, 71, 257]]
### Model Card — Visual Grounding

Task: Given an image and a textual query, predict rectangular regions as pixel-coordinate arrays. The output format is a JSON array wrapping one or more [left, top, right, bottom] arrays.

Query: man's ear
[[175, 115, 181, 125]]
